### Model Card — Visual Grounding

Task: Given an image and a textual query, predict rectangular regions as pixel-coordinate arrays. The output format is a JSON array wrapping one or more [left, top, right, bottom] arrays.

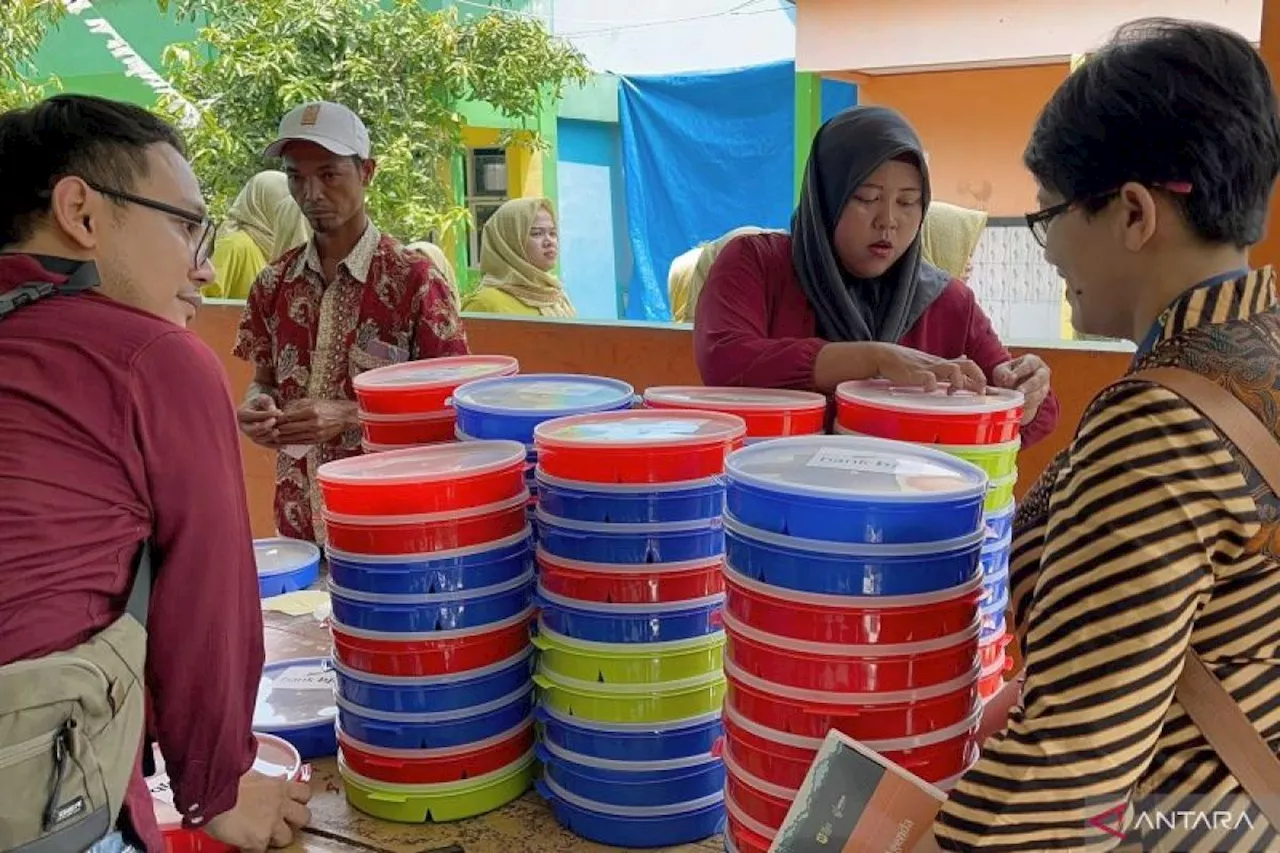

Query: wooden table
[[262, 609, 724, 853]]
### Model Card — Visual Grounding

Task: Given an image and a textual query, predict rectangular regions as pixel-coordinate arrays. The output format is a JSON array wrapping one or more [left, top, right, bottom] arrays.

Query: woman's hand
[[873, 343, 987, 392], [993, 354, 1051, 424]]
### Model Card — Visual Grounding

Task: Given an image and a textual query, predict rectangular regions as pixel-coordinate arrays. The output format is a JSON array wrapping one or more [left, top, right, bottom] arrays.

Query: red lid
[[352, 355, 518, 394], [534, 409, 746, 451]]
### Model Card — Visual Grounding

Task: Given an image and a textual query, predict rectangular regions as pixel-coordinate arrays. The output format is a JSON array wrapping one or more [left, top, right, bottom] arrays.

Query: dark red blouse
[[694, 232, 1059, 446]]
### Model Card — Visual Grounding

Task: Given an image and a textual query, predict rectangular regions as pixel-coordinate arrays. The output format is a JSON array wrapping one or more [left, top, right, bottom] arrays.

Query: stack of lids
[[451, 373, 636, 534], [316, 442, 538, 822], [148, 733, 302, 852], [718, 435, 989, 853], [254, 537, 321, 598], [351, 355, 518, 453], [529, 409, 747, 847], [834, 380, 1024, 701], [641, 387, 826, 443]]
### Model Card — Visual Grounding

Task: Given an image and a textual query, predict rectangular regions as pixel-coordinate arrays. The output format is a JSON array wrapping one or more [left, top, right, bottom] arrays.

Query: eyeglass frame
[[81, 180, 217, 268], [1024, 181, 1194, 248]]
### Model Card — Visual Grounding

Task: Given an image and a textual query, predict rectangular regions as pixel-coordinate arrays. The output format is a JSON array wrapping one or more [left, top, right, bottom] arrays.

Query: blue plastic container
[[981, 531, 1012, 579], [535, 706, 723, 762], [537, 585, 724, 644], [722, 436, 988, 546], [537, 509, 725, 565], [980, 586, 1010, 642], [328, 570, 534, 633], [980, 569, 1010, 612], [335, 683, 534, 750], [535, 470, 725, 525], [255, 538, 321, 598], [724, 513, 983, 597], [331, 646, 533, 714], [536, 741, 725, 808], [253, 658, 338, 760], [451, 374, 635, 443], [326, 528, 533, 595], [537, 777, 725, 848], [984, 502, 1015, 542]]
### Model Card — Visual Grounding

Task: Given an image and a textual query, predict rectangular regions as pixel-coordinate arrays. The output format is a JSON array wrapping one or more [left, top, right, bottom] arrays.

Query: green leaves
[[0, 0, 66, 113]]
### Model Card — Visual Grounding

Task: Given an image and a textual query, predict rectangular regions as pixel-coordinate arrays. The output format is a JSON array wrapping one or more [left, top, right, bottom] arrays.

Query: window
[[466, 147, 508, 267]]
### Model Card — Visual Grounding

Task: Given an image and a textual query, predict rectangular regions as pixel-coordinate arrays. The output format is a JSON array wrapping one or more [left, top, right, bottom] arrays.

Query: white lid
[[358, 409, 455, 424], [536, 664, 723, 696], [451, 374, 634, 416], [721, 609, 980, 658], [985, 501, 1016, 521], [338, 749, 535, 795], [982, 530, 1013, 552], [335, 682, 532, 723], [535, 506, 723, 536], [351, 355, 517, 392], [724, 435, 988, 503], [540, 773, 723, 817], [535, 467, 721, 494], [643, 386, 825, 412], [723, 656, 979, 706], [254, 658, 337, 731], [337, 715, 532, 760], [329, 567, 532, 604], [723, 511, 985, 557], [723, 787, 777, 843], [836, 379, 1025, 415], [534, 410, 746, 449], [317, 440, 525, 486], [329, 603, 533, 642], [536, 545, 723, 577], [151, 733, 299, 828], [325, 526, 531, 565], [323, 489, 528, 526], [539, 702, 722, 734], [541, 738, 718, 773], [537, 582, 723, 615], [254, 537, 321, 579], [723, 560, 982, 609], [720, 745, 796, 799], [931, 437, 1022, 454], [534, 617, 724, 655]]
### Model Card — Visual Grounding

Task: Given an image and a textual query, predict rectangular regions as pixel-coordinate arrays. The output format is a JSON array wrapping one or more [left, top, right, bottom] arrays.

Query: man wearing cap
[[234, 101, 469, 544]]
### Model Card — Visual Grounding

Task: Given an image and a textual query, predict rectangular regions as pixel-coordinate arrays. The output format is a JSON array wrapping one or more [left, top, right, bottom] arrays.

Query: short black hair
[[1024, 18, 1280, 248], [0, 94, 185, 248]]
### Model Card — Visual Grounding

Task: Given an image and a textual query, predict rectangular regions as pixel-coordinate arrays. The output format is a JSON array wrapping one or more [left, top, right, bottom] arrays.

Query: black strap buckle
[[0, 282, 57, 321]]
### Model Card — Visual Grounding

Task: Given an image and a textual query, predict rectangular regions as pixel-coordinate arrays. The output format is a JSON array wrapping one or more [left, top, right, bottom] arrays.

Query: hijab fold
[[478, 198, 575, 318], [221, 171, 293, 258], [921, 202, 988, 280], [791, 106, 951, 343]]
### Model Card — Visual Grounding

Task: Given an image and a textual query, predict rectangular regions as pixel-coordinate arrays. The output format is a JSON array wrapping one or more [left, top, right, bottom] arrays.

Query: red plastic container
[[330, 606, 533, 676], [642, 386, 826, 439], [323, 491, 529, 555], [534, 410, 746, 484], [724, 788, 777, 853], [978, 652, 1012, 702], [835, 379, 1024, 445], [352, 355, 518, 415], [724, 563, 981, 645], [724, 753, 794, 831], [337, 717, 533, 784], [723, 610, 980, 693], [979, 631, 1012, 671], [536, 549, 725, 605], [723, 656, 979, 741], [358, 410, 457, 446], [318, 441, 526, 517]]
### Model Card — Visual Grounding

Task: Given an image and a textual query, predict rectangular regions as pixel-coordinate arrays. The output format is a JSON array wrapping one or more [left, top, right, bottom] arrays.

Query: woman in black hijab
[[694, 105, 1059, 445]]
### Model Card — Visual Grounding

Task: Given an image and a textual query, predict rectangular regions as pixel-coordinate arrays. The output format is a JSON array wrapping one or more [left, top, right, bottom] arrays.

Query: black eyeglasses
[[1025, 182, 1193, 248], [84, 181, 217, 267]]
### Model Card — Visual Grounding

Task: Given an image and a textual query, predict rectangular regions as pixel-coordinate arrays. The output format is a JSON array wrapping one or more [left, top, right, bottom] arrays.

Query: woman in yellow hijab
[[668, 227, 781, 323], [919, 201, 988, 280], [406, 241, 459, 298], [205, 171, 301, 299], [462, 197, 575, 317]]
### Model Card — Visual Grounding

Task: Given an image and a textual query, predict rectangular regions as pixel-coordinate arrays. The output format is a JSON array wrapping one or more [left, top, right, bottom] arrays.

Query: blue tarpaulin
[[618, 61, 854, 321]]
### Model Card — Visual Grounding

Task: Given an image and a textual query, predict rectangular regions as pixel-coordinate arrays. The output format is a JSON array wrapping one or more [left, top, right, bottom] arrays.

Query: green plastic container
[[985, 473, 1017, 512], [931, 439, 1020, 480], [530, 621, 725, 685], [341, 750, 534, 823], [533, 664, 726, 724]]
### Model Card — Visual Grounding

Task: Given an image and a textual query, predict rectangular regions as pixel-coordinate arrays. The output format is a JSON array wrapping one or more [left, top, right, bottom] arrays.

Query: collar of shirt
[[1133, 266, 1273, 363], [291, 219, 382, 285]]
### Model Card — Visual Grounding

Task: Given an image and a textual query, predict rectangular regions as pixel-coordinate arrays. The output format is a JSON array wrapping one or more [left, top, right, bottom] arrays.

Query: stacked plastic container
[[834, 380, 1025, 703], [351, 355, 518, 453], [641, 387, 826, 443], [254, 537, 321, 598], [717, 435, 990, 853], [529, 409, 748, 847], [315, 442, 538, 822]]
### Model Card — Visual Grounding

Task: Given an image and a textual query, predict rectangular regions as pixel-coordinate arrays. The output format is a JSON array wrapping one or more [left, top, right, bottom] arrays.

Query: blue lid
[[451, 374, 634, 417], [254, 538, 321, 579], [254, 657, 337, 731]]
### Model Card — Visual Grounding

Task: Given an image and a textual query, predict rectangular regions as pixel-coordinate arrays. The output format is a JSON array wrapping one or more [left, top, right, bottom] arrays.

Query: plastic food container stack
[[352, 355, 519, 453], [641, 386, 826, 444], [529, 409, 748, 847], [834, 380, 1025, 704], [451, 373, 637, 537], [316, 441, 538, 822], [717, 435, 989, 850]]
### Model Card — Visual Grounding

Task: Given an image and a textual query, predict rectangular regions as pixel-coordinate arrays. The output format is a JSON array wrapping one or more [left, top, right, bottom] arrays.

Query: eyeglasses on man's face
[[83, 180, 217, 268], [1024, 182, 1193, 248]]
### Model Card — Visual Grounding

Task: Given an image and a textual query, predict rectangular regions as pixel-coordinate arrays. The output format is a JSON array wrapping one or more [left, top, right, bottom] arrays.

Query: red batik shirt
[[234, 223, 469, 543]]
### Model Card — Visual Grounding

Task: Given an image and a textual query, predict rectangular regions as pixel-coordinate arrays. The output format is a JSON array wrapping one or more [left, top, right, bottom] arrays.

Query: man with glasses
[[0, 95, 310, 852]]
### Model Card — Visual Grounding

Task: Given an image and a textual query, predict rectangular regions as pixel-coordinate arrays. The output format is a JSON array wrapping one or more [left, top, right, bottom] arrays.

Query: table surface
[[262, 608, 725, 853]]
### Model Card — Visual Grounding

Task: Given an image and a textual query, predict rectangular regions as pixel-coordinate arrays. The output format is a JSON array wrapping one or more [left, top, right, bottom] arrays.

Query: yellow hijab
[[669, 227, 780, 323], [221, 171, 293, 258], [920, 201, 988, 280], [477, 197, 575, 318], [406, 241, 459, 295], [268, 194, 311, 261]]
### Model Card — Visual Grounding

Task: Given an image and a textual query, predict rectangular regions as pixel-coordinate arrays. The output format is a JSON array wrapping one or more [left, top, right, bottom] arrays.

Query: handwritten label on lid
[[805, 448, 902, 474], [271, 666, 336, 692]]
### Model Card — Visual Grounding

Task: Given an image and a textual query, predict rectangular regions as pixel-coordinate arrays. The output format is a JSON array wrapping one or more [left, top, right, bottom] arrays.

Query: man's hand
[[237, 393, 282, 449], [202, 769, 312, 852], [272, 399, 359, 445], [873, 343, 987, 393], [992, 354, 1051, 424]]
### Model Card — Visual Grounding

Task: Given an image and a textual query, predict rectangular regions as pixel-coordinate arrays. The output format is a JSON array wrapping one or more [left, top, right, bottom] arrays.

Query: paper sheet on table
[[261, 590, 330, 617]]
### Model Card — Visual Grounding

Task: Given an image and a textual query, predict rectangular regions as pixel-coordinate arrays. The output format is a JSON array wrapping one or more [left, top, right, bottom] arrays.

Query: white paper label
[[271, 666, 335, 692], [805, 448, 900, 474], [147, 773, 175, 806]]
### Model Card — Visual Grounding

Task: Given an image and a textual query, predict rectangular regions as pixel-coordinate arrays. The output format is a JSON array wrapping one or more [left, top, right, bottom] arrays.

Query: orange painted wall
[[855, 64, 1069, 216]]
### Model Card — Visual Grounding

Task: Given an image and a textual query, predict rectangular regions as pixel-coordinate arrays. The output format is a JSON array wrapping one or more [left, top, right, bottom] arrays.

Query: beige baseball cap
[[264, 101, 371, 159]]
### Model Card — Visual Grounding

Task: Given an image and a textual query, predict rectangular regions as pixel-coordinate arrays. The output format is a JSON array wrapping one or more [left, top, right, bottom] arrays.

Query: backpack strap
[[0, 258, 101, 322]]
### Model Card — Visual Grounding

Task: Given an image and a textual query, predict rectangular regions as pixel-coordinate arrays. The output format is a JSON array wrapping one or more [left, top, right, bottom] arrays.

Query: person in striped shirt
[[925, 18, 1280, 852]]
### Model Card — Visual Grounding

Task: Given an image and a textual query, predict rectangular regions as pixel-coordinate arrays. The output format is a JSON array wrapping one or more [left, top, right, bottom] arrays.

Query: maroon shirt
[[695, 232, 1059, 446], [0, 254, 261, 852]]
